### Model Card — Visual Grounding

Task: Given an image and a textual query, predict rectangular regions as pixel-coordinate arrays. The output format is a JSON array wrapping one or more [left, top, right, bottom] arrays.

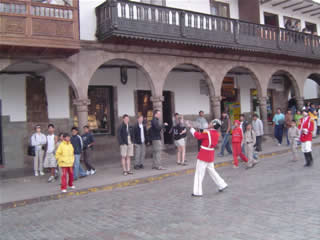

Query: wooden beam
[[272, 0, 291, 7], [260, 0, 273, 5], [311, 12, 320, 16], [283, 1, 303, 9], [303, 7, 320, 14], [293, 4, 314, 12]]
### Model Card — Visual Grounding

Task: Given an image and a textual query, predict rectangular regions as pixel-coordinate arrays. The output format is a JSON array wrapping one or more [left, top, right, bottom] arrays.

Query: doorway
[[264, 12, 279, 27], [136, 90, 174, 144], [0, 100, 2, 166]]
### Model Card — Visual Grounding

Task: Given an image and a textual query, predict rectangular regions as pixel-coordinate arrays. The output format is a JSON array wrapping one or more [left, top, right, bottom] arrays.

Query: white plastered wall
[[304, 78, 319, 99]]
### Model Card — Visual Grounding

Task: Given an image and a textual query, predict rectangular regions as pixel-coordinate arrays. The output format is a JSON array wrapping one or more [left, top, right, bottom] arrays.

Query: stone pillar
[[296, 97, 305, 110], [259, 96, 269, 135], [73, 98, 90, 133], [151, 95, 164, 112], [210, 96, 221, 120]]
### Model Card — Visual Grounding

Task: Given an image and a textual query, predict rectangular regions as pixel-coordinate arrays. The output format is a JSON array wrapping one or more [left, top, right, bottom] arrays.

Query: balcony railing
[[0, 0, 80, 55], [96, 0, 320, 60]]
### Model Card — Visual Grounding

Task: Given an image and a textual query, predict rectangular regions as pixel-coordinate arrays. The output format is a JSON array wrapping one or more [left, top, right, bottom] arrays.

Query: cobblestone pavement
[[1, 148, 320, 240]]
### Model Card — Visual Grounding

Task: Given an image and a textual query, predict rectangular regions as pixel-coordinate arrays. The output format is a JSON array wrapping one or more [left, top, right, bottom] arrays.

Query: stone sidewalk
[[1, 137, 319, 206]]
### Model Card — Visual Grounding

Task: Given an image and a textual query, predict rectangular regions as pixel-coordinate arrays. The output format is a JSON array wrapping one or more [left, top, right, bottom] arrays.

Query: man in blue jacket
[[71, 127, 87, 180]]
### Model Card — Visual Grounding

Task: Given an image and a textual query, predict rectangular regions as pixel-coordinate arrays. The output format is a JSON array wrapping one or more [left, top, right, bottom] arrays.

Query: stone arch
[[77, 51, 156, 97], [217, 63, 263, 98], [303, 72, 320, 100], [0, 59, 79, 98], [267, 69, 301, 98]]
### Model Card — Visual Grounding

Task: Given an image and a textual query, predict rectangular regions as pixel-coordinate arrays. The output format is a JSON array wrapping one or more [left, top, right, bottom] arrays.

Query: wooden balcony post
[[110, 0, 118, 30], [26, 0, 32, 37], [73, 0, 79, 40], [233, 19, 239, 44], [179, 11, 186, 37], [276, 28, 281, 50]]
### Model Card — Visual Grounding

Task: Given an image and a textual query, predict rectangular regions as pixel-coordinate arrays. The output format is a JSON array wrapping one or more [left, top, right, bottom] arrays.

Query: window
[[305, 22, 317, 35], [264, 12, 279, 27], [210, 0, 230, 18], [140, 0, 166, 6], [284, 16, 301, 32]]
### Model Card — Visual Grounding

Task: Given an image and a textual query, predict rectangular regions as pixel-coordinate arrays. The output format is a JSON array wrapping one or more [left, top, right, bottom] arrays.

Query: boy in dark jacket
[[133, 115, 148, 170], [118, 114, 134, 175], [71, 127, 87, 180]]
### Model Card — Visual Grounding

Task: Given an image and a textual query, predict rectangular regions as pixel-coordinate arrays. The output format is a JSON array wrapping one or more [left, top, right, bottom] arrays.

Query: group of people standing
[[31, 124, 96, 192]]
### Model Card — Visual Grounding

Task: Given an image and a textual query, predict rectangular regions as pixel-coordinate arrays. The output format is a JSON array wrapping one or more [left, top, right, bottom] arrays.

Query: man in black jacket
[[118, 114, 134, 175], [133, 115, 148, 170], [71, 127, 87, 180], [149, 110, 168, 170]]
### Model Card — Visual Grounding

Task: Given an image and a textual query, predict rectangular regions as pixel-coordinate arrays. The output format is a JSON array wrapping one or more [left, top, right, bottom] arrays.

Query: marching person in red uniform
[[186, 119, 228, 197], [298, 109, 314, 167], [232, 120, 248, 168]]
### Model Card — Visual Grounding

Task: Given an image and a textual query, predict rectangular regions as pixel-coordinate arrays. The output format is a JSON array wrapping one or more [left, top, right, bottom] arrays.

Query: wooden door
[[26, 76, 48, 123]]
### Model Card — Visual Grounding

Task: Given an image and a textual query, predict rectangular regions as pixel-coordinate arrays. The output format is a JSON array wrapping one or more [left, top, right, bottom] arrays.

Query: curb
[[1, 143, 319, 211]]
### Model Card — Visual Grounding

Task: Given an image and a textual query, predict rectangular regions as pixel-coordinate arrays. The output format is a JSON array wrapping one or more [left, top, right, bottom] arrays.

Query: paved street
[[1, 147, 320, 240]]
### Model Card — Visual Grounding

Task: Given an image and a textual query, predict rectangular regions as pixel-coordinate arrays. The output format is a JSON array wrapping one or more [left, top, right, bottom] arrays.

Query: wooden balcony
[[0, 0, 80, 57], [96, 0, 320, 62]]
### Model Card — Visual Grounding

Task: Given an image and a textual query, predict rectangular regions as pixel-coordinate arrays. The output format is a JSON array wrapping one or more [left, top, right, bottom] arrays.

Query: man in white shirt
[[44, 124, 58, 182], [252, 114, 264, 152]]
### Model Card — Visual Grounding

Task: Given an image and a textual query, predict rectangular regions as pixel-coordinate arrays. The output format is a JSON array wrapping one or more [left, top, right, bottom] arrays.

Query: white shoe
[[70, 185, 76, 189], [90, 169, 96, 175], [48, 176, 55, 183], [86, 170, 91, 176], [61, 189, 67, 193], [34, 171, 39, 176], [40, 171, 45, 176], [277, 143, 281, 146]]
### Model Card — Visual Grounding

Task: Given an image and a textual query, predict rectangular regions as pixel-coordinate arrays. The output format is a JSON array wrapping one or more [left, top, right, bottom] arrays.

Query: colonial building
[[0, 0, 320, 170]]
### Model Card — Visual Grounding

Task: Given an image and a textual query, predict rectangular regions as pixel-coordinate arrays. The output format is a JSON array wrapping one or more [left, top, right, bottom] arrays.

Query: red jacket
[[298, 116, 314, 142], [193, 129, 219, 163], [232, 127, 243, 143]]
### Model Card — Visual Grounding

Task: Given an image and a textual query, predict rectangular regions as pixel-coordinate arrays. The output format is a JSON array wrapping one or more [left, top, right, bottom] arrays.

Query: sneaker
[[40, 171, 45, 176], [191, 193, 203, 197], [218, 185, 228, 192], [34, 171, 39, 176], [86, 170, 91, 176], [139, 164, 144, 169], [278, 143, 281, 146], [217, 153, 224, 157], [61, 189, 67, 193], [90, 169, 96, 175], [233, 165, 239, 169], [70, 185, 76, 189], [127, 171, 133, 175], [134, 165, 140, 170], [48, 176, 55, 183]]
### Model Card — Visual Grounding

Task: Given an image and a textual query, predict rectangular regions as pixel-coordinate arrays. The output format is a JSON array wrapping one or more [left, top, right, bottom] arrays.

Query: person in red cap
[[186, 119, 228, 197], [232, 120, 248, 168], [298, 109, 314, 167]]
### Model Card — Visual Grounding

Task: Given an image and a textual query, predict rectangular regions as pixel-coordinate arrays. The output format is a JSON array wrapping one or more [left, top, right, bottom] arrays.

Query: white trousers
[[301, 141, 312, 153], [193, 160, 228, 196]]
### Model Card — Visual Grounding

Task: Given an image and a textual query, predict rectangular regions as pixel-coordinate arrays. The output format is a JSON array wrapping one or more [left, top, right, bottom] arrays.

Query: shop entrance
[[137, 90, 174, 144]]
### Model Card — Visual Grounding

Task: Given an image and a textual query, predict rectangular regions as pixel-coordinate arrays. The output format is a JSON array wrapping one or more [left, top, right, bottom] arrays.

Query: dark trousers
[[255, 136, 262, 152], [284, 128, 290, 145], [274, 124, 284, 144], [83, 148, 95, 171]]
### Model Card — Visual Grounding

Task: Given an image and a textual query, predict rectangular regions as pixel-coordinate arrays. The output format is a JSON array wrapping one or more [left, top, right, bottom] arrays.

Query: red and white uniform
[[190, 128, 227, 196], [298, 116, 314, 152], [232, 127, 248, 167]]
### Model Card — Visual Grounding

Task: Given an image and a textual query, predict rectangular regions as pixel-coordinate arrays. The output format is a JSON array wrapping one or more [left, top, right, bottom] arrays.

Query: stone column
[[73, 98, 90, 133], [151, 95, 164, 112], [210, 96, 222, 120], [259, 96, 269, 135], [296, 97, 305, 110]]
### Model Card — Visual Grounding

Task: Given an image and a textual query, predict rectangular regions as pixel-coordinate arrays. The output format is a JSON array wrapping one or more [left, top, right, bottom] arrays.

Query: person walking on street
[[273, 108, 285, 146], [44, 124, 58, 182], [133, 115, 148, 170], [298, 109, 314, 167], [71, 127, 87, 180], [288, 120, 300, 162], [218, 112, 233, 157], [252, 114, 264, 152], [82, 126, 96, 176], [31, 125, 47, 176], [285, 110, 293, 146], [149, 110, 168, 170], [186, 119, 228, 197], [118, 114, 134, 175], [232, 120, 248, 168], [244, 123, 259, 169], [239, 114, 248, 154], [173, 116, 187, 166], [55, 133, 75, 193], [195, 111, 208, 151]]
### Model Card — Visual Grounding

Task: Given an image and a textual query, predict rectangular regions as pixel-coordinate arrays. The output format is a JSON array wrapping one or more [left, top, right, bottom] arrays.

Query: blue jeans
[[219, 133, 232, 155], [284, 128, 290, 145], [274, 124, 284, 144], [73, 154, 87, 180]]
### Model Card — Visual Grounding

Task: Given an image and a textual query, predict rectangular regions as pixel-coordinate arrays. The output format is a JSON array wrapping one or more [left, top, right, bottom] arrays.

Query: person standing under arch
[[273, 108, 285, 146]]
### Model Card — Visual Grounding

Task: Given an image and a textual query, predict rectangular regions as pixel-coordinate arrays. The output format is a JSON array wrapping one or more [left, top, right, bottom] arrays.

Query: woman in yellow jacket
[[55, 133, 75, 193]]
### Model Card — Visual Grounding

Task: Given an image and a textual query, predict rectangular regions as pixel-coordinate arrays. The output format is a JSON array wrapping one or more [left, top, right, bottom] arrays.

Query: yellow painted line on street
[[2, 144, 320, 211]]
